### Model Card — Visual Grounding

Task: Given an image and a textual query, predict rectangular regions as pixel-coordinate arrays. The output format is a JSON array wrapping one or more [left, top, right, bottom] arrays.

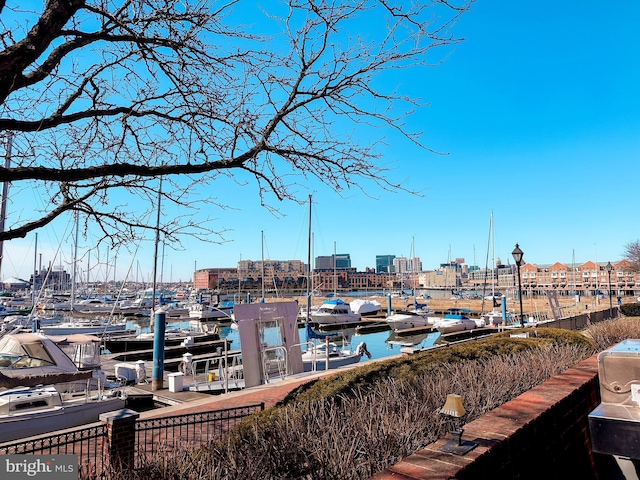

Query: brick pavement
[[138, 366, 356, 419]]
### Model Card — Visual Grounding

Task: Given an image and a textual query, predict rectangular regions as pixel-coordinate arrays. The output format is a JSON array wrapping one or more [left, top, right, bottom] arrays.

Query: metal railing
[[0, 423, 107, 476], [0, 403, 264, 474], [190, 352, 244, 392], [134, 403, 264, 468], [261, 345, 288, 382]]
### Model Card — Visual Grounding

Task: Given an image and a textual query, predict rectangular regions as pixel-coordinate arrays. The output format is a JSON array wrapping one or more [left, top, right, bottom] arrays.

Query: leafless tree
[[0, 0, 470, 250], [623, 240, 640, 272]]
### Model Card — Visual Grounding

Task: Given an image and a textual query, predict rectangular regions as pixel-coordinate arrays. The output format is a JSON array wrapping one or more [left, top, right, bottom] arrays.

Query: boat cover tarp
[[0, 370, 92, 388], [305, 323, 338, 340]]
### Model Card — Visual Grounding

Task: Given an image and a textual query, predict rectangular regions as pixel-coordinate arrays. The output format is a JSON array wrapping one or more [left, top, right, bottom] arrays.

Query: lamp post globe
[[512, 243, 525, 328]]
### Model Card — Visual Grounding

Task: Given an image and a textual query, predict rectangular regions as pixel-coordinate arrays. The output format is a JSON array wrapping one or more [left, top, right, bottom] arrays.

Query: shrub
[[621, 303, 640, 317], [279, 328, 594, 406], [582, 316, 640, 351]]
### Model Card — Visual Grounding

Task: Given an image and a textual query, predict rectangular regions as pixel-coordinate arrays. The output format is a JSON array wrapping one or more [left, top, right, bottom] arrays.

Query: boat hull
[[40, 323, 127, 336], [385, 312, 434, 331], [302, 353, 362, 371], [434, 319, 476, 334], [310, 313, 361, 325], [0, 394, 125, 443]]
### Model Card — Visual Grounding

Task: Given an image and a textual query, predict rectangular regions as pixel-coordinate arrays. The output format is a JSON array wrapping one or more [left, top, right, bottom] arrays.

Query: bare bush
[[583, 317, 640, 351], [91, 343, 592, 480]]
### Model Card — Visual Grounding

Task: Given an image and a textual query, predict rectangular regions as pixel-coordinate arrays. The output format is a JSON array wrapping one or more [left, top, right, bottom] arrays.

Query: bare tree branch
[[0, 0, 472, 250]]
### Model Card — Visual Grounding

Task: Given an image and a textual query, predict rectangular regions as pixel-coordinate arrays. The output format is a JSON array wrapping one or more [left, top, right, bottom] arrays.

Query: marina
[[0, 284, 618, 446]]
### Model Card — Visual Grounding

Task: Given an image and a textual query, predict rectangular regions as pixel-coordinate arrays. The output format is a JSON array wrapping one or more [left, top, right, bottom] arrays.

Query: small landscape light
[[439, 394, 477, 455]]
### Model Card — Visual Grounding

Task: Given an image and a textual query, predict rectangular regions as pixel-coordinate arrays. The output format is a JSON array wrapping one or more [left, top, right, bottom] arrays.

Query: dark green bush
[[622, 303, 640, 317]]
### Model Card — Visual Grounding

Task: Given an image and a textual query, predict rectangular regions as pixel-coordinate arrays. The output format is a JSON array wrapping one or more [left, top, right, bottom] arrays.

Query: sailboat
[[302, 195, 369, 368], [480, 212, 505, 327]]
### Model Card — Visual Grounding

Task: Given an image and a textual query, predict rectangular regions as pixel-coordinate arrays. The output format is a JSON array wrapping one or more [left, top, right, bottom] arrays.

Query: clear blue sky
[[2, 1, 639, 284]]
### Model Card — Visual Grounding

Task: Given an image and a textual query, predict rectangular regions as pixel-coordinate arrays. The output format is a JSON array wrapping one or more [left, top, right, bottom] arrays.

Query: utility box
[[589, 339, 640, 459], [168, 372, 184, 393], [114, 363, 138, 383]]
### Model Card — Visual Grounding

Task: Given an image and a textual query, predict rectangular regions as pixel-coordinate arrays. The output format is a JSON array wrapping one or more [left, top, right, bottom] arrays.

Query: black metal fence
[[0, 402, 265, 474], [0, 423, 107, 476], [133, 403, 265, 468]]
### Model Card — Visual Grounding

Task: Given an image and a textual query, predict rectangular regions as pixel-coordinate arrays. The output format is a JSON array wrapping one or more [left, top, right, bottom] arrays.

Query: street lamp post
[[512, 243, 525, 328], [606, 261, 613, 316]]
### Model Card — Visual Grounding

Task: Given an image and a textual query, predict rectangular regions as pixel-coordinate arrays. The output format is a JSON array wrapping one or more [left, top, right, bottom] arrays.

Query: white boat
[[188, 302, 234, 320], [0, 333, 125, 442], [433, 308, 478, 334], [71, 298, 118, 314], [40, 319, 127, 336], [310, 299, 361, 325], [0, 386, 125, 443], [301, 324, 370, 371], [481, 310, 504, 327], [301, 341, 370, 371], [349, 299, 381, 317], [385, 303, 436, 331]]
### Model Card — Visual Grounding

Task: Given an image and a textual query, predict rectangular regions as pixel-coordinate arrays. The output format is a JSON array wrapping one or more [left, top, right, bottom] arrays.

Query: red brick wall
[[372, 355, 601, 480]]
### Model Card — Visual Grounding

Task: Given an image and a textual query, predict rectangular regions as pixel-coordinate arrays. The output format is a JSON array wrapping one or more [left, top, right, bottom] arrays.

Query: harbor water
[[123, 316, 441, 363]]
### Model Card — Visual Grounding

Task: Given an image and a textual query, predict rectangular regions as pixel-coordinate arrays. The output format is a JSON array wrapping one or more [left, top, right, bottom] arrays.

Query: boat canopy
[[0, 333, 92, 388]]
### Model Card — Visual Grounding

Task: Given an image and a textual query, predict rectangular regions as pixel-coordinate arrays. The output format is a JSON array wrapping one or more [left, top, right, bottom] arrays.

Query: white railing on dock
[[261, 345, 288, 383], [191, 352, 243, 393]]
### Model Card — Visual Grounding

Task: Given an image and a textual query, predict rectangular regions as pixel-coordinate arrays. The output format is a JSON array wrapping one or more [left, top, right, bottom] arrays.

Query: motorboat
[[0, 333, 126, 442], [433, 308, 478, 334], [71, 298, 119, 314], [310, 299, 361, 325], [0, 385, 125, 443], [385, 304, 436, 331], [481, 310, 505, 327], [188, 302, 234, 320], [349, 299, 381, 317]]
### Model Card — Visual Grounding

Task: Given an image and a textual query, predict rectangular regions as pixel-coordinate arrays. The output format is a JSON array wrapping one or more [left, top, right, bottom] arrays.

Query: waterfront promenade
[[134, 358, 385, 420]]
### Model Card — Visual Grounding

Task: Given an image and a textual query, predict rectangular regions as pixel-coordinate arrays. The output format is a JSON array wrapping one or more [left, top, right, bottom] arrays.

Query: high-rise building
[[315, 254, 351, 270], [376, 255, 395, 274]]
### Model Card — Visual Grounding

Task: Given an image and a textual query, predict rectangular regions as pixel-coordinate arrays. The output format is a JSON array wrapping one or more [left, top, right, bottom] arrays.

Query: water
[[124, 317, 440, 362]]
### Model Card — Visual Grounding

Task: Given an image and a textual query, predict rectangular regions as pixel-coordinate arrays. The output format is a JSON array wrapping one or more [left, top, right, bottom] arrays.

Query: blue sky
[[2, 0, 639, 284]]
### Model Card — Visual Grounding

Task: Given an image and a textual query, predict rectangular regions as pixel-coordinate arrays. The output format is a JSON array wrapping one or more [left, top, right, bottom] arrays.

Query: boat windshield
[[0, 353, 55, 368], [0, 354, 20, 368]]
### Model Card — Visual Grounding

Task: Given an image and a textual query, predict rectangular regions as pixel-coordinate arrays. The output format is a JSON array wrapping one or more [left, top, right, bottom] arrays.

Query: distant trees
[[623, 240, 640, 272], [0, 0, 470, 251]]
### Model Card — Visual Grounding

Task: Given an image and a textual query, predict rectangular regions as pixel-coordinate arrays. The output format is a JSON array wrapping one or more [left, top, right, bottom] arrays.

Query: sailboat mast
[[150, 178, 162, 326], [333, 241, 337, 297], [32, 233, 38, 305], [0, 132, 13, 280], [261, 230, 265, 300], [491, 211, 495, 298], [70, 211, 79, 310], [306, 194, 312, 324]]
